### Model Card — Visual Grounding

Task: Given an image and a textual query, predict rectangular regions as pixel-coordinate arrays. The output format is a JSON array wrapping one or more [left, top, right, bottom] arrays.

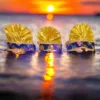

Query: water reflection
[[0, 49, 100, 100], [5, 51, 38, 76], [55, 53, 96, 79], [41, 53, 55, 100]]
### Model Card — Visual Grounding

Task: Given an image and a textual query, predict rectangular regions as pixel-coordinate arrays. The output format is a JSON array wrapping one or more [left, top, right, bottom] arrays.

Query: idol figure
[[4, 24, 36, 59], [37, 26, 62, 55], [66, 23, 95, 54]]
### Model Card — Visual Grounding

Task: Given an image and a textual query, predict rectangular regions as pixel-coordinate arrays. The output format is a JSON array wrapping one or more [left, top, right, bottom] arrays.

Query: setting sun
[[47, 5, 54, 12]]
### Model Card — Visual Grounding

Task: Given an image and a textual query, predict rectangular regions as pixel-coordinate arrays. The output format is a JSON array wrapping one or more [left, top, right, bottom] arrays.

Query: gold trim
[[38, 42, 61, 44]]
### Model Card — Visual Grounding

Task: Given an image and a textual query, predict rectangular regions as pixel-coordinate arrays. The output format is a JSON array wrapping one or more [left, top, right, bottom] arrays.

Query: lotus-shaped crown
[[68, 23, 94, 42], [37, 26, 61, 44], [4, 24, 34, 44]]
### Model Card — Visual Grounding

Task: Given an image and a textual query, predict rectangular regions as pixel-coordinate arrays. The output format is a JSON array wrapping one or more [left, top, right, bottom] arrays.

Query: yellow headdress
[[68, 23, 94, 42], [4, 24, 35, 58], [4, 24, 33, 44], [37, 26, 61, 44]]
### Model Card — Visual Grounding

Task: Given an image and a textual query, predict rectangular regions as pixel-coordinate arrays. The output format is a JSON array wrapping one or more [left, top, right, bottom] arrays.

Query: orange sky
[[0, 0, 100, 15]]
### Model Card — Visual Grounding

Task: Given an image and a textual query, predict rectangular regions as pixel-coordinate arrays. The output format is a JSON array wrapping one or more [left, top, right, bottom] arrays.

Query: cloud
[[81, 1, 100, 5]]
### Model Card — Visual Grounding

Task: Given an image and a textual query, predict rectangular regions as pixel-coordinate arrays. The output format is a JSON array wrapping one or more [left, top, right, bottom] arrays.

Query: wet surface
[[0, 50, 100, 100]]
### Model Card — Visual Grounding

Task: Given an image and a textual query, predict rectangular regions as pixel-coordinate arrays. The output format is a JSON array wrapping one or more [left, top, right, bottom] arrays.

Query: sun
[[47, 5, 54, 12]]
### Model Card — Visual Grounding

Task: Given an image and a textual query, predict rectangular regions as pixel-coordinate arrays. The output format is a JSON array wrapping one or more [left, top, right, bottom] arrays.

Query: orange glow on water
[[44, 53, 55, 80], [44, 53, 55, 81], [45, 53, 54, 67], [44, 74, 52, 81], [46, 67, 55, 77], [41, 80, 54, 100], [41, 53, 55, 100]]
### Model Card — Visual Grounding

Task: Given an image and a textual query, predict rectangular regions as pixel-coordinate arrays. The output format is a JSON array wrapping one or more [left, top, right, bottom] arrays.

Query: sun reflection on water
[[41, 53, 55, 100]]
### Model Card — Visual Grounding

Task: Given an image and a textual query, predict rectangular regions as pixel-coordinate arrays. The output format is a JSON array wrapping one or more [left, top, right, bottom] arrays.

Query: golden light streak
[[45, 53, 54, 67], [46, 67, 55, 77], [41, 53, 55, 100]]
